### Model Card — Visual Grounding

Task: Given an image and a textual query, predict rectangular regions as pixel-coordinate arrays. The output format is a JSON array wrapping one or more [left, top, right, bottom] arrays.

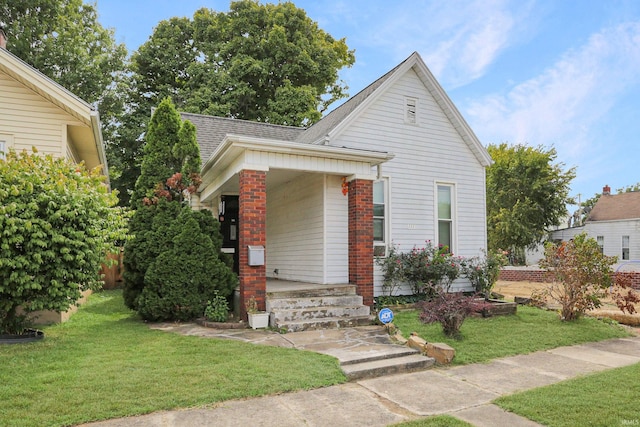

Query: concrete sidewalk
[[82, 326, 640, 427]]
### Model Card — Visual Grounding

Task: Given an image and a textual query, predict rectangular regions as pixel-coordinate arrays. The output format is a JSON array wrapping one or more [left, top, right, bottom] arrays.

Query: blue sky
[[97, 0, 640, 204]]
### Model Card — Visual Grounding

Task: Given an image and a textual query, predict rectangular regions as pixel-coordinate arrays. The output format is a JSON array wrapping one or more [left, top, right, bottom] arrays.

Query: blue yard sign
[[378, 307, 394, 325]]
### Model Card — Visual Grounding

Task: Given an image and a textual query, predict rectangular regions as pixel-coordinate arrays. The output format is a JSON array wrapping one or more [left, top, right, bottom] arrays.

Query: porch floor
[[266, 279, 352, 293]]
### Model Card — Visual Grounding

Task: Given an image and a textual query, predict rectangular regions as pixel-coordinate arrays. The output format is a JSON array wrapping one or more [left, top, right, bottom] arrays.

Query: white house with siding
[[0, 32, 108, 323], [551, 186, 640, 265], [183, 52, 492, 328], [0, 37, 107, 177]]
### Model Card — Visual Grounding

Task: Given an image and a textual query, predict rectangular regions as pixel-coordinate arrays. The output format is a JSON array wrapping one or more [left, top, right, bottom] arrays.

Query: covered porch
[[194, 134, 393, 322]]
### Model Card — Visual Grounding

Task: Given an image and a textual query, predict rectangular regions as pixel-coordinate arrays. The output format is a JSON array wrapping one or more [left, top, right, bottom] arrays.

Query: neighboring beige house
[[183, 52, 492, 328], [551, 185, 640, 265], [0, 30, 108, 323]]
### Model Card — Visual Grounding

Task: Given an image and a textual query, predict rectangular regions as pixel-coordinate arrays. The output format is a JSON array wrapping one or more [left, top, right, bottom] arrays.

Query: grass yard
[[0, 290, 346, 427], [392, 305, 631, 365], [495, 362, 640, 427]]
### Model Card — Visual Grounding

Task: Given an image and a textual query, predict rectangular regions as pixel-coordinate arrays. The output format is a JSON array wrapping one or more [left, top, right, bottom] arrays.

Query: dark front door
[[219, 195, 239, 273]]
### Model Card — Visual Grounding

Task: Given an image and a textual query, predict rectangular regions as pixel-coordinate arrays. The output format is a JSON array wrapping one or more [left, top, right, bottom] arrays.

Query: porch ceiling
[[216, 169, 306, 194], [199, 135, 394, 202]]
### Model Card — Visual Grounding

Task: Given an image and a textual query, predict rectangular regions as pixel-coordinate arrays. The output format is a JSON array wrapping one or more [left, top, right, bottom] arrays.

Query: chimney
[[603, 185, 611, 196], [0, 27, 6, 50]]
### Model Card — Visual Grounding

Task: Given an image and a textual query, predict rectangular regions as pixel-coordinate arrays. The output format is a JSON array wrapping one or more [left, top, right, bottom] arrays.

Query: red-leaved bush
[[419, 293, 490, 338]]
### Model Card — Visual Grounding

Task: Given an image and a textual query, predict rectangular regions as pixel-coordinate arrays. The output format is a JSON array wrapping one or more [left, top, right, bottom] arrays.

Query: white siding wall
[[331, 69, 488, 295], [553, 220, 640, 261], [324, 175, 349, 283], [266, 173, 325, 283], [0, 73, 75, 158]]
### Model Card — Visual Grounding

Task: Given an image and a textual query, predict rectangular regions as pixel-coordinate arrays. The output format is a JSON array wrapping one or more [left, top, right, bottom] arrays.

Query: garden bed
[[0, 329, 44, 344]]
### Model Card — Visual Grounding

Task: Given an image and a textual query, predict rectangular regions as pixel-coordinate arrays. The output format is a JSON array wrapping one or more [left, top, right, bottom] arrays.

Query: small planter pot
[[0, 329, 44, 345], [248, 312, 269, 329]]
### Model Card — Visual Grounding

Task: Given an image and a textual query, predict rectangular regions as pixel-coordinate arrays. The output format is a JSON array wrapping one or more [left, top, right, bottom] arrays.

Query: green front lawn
[[495, 362, 640, 427], [392, 305, 631, 365], [1, 293, 633, 427], [0, 290, 346, 427]]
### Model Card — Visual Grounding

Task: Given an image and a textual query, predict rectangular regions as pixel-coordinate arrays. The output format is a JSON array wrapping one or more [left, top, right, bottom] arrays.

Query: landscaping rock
[[483, 299, 518, 316], [408, 334, 427, 353], [514, 296, 531, 305], [393, 332, 408, 345], [425, 342, 455, 364]]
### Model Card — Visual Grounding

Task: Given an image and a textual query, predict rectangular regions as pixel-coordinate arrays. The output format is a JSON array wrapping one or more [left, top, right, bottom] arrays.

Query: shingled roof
[[179, 112, 304, 161], [588, 192, 640, 221], [180, 51, 491, 167], [179, 54, 411, 159], [294, 57, 408, 144]]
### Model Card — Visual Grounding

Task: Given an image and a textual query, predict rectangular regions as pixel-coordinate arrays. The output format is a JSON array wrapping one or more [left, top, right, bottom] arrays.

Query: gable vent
[[405, 97, 417, 124]]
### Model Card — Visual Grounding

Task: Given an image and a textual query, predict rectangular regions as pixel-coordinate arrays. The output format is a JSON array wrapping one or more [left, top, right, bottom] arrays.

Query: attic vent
[[405, 97, 417, 124]]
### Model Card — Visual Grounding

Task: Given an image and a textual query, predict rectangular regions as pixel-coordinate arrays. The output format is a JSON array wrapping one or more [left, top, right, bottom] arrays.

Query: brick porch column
[[348, 178, 374, 306], [239, 169, 267, 320]]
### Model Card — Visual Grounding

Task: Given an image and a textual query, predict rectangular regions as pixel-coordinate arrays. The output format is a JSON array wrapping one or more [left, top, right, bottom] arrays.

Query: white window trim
[[622, 235, 630, 260], [597, 235, 604, 254], [404, 96, 418, 124], [0, 134, 14, 160], [373, 176, 391, 257], [434, 181, 457, 254]]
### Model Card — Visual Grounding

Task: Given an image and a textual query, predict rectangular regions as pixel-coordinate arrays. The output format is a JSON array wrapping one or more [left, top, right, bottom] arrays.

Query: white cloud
[[356, 0, 531, 87], [466, 21, 640, 162]]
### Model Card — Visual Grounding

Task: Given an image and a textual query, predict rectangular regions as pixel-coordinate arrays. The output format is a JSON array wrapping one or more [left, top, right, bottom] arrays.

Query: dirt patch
[[494, 281, 549, 302], [494, 280, 640, 328]]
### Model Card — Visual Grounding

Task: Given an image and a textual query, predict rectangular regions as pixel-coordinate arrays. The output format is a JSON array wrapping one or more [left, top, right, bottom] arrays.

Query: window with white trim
[[373, 179, 388, 257], [622, 235, 630, 260], [0, 134, 13, 161], [404, 97, 417, 124], [437, 184, 455, 252], [597, 236, 604, 254]]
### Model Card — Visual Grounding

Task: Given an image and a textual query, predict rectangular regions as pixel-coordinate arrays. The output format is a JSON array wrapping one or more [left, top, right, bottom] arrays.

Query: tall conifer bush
[[123, 98, 236, 318], [137, 211, 236, 321]]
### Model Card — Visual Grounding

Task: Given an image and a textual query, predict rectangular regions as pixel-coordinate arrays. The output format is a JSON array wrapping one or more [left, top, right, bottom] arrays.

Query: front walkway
[[82, 326, 640, 427]]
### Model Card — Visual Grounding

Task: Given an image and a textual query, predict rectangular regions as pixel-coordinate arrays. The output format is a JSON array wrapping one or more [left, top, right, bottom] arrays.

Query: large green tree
[[111, 0, 355, 205], [486, 143, 576, 262], [1, 0, 127, 104]]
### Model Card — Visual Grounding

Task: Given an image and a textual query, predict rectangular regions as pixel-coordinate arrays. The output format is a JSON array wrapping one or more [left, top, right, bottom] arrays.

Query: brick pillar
[[239, 169, 267, 319], [348, 178, 374, 306]]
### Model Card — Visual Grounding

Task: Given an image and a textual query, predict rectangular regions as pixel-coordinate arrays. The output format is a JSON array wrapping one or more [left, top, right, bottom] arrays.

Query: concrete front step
[[342, 354, 436, 380], [340, 347, 421, 366], [266, 284, 357, 299], [266, 295, 364, 311], [272, 315, 372, 332], [271, 305, 370, 323]]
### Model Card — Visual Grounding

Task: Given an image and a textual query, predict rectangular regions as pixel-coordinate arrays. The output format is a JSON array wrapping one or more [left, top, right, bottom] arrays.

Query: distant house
[[0, 32, 107, 179], [183, 51, 492, 327], [0, 30, 108, 323], [551, 185, 640, 262]]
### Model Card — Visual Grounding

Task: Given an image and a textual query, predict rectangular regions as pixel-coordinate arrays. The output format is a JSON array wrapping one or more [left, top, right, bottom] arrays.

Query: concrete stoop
[[266, 285, 372, 332], [341, 348, 436, 380]]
